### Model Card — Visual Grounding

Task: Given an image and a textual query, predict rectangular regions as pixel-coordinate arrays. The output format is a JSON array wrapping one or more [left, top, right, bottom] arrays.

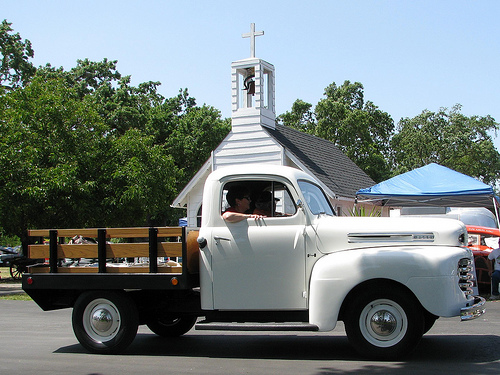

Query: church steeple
[[231, 23, 275, 130]]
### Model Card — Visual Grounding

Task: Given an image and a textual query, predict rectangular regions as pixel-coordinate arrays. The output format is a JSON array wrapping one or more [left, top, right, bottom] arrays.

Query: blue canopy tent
[[356, 163, 499, 214]]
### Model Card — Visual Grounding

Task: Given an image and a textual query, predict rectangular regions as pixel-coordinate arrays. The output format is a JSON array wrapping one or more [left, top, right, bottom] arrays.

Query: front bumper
[[460, 296, 486, 321]]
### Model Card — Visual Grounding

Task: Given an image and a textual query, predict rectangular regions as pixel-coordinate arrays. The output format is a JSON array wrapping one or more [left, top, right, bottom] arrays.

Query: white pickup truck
[[23, 164, 485, 359]]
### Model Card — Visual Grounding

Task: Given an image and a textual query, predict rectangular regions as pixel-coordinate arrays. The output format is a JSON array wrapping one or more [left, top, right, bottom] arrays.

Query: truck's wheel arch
[[338, 278, 437, 334], [338, 279, 423, 321]]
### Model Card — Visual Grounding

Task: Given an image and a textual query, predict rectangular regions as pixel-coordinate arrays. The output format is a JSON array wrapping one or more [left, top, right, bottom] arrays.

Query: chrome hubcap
[[370, 310, 397, 336], [91, 308, 114, 333], [83, 298, 121, 343], [359, 299, 408, 348]]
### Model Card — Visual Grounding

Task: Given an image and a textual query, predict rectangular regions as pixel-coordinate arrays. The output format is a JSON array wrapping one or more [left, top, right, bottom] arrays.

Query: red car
[[466, 225, 498, 292]]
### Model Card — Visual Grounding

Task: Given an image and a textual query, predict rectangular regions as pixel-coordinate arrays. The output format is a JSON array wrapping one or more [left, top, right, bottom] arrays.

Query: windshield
[[298, 180, 335, 216]]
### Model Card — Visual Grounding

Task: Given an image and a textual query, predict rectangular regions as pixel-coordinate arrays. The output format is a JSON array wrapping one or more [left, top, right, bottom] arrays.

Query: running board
[[195, 321, 319, 332]]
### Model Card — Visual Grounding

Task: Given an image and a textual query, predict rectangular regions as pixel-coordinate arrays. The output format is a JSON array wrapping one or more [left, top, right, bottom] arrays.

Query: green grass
[[0, 266, 11, 279], [0, 266, 31, 300], [0, 294, 31, 301]]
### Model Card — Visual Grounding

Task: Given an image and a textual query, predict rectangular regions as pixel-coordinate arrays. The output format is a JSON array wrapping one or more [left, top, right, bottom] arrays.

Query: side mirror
[[296, 199, 311, 225], [297, 199, 304, 209]]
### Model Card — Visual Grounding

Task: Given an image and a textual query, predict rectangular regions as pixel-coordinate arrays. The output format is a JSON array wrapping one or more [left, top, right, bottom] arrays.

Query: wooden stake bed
[[26, 226, 189, 275], [22, 226, 201, 302]]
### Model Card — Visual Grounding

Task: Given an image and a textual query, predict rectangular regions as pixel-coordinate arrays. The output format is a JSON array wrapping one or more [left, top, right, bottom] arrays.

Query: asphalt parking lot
[[0, 294, 499, 375]]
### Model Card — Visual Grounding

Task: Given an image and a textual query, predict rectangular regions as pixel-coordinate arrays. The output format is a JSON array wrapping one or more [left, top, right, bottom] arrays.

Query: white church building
[[172, 24, 375, 227]]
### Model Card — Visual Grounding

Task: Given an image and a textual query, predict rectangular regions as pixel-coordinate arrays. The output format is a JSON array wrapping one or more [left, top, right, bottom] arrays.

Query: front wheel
[[344, 288, 425, 360], [147, 315, 197, 337], [72, 291, 138, 354]]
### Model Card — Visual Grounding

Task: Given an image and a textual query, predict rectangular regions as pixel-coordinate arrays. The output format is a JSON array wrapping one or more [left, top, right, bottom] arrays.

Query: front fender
[[309, 245, 470, 331]]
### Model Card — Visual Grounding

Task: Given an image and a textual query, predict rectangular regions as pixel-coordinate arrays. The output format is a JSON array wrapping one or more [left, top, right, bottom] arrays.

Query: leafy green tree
[[0, 76, 110, 244], [165, 104, 231, 187], [391, 105, 500, 184], [1, 45, 230, 241], [144, 88, 197, 146], [277, 99, 316, 133], [315, 81, 394, 182], [37, 59, 149, 134], [0, 73, 189, 243], [105, 129, 180, 226], [36, 58, 228, 179], [0, 19, 36, 91], [279, 81, 394, 182]]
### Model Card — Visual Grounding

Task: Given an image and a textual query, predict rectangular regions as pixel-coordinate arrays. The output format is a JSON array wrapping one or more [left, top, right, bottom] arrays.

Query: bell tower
[[231, 23, 276, 131]]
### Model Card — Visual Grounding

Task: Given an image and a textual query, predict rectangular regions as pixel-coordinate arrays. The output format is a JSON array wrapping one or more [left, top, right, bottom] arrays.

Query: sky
[[4, 0, 500, 149]]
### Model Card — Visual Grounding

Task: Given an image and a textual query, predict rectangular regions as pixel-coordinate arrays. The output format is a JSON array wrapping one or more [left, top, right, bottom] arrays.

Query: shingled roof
[[264, 124, 375, 199]]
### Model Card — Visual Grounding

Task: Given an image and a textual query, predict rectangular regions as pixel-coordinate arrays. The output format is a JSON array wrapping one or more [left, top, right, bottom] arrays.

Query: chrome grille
[[458, 258, 474, 295]]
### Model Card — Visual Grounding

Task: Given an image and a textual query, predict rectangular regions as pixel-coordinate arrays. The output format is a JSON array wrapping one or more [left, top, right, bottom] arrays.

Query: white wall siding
[[231, 110, 275, 131], [187, 187, 204, 227]]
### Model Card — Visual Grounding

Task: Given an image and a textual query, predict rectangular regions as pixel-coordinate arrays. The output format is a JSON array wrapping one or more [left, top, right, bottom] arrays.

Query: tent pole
[[493, 196, 500, 228]]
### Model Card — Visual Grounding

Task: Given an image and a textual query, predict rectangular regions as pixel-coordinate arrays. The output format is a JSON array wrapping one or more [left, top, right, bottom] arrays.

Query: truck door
[[210, 179, 307, 310]]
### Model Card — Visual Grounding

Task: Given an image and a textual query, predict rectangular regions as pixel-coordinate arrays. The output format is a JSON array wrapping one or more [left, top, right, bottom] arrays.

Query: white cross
[[242, 23, 264, 58]]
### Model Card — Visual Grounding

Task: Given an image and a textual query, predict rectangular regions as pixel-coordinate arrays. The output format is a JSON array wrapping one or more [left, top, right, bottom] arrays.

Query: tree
[[0, 19, 36, 91], [277, 99, 316, 133], [105, 129, 180, 226], [37, 59, 148, 134], [0, 73, 189, 242], [315, 81, 394, 182], [391, 105, 500, 184], [0, 76, 110, 243], [0, 30, 231, 241], [165, 104, 231, 187], [36, 59, 229, 184], [280, 81, 395, 182]]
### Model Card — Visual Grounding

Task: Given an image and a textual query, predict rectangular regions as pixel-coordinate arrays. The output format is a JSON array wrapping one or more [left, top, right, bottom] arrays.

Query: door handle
[[214, 236, 231, 242]]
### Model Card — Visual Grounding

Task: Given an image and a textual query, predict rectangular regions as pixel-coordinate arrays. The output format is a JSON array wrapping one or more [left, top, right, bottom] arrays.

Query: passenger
[[253, 191, 279, 217], [222, 185, 263, 223]]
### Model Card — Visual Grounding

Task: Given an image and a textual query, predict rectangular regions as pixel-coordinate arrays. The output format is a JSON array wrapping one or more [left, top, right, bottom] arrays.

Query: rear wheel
[[72, 291, 138, 354], [344, 288, 425, 360], [147, 315, 197, 337]]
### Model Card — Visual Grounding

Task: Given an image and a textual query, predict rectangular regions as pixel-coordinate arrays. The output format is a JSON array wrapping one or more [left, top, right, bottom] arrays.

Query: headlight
[[458, 232, 466, 245]]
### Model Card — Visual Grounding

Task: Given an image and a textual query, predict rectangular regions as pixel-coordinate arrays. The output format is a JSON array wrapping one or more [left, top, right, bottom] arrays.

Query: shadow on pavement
[[55, 332, 500, 364]]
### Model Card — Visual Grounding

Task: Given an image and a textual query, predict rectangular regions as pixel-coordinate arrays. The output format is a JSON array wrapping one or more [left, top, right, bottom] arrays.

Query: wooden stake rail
[[28, 242, 183, 259], [27, 226, 187, 275], [28, 227, 183, 238]]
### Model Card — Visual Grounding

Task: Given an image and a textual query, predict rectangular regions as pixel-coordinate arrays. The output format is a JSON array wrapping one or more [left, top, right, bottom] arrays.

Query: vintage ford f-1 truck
[[22, 165, 486, 359]]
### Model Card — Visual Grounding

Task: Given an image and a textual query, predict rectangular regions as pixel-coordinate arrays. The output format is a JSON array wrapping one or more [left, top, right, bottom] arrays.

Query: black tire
[[147, 315, 197, 337], [72, 291, 138, 354], [423, 312, 438, 334], [344, 287, 425, 360], [9, 263, 23, 280]]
